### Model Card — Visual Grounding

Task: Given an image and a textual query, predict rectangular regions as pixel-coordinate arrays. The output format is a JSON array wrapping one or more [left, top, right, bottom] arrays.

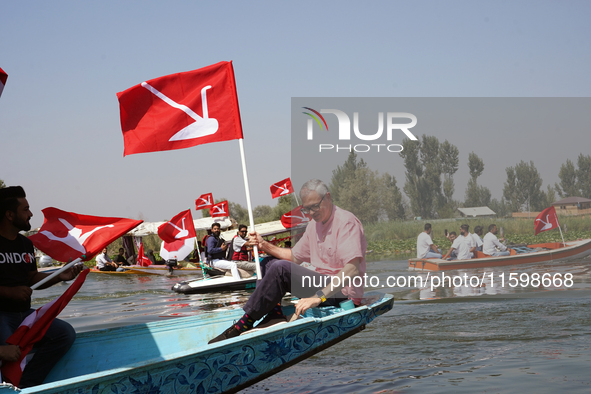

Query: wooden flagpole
[[238, 139, 262, 279]]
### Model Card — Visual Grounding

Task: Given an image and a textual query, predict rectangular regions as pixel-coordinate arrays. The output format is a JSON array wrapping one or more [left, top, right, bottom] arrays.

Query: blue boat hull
[[1, 292, 393, 393]]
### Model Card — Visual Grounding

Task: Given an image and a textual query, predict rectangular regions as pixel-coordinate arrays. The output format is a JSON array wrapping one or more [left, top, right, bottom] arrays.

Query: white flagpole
[[238, 139, 262, 279], [31, 257, 84, 290], [557, 224, 566, 247]]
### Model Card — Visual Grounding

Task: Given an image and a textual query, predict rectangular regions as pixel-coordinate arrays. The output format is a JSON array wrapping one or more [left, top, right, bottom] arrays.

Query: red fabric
[[210, 201, 229, 218], [157, 209, 196, 243], [195, 193, 214, 210], [117, 61, 243, 156], [1, 269, 90, 386], [534, 206, 560, 235], [270, 177, 294, 199], [0, 66, 7, 97], [28, 208, 143, 262], [137, 243, 152, 266], [281, 206, 311, 228]]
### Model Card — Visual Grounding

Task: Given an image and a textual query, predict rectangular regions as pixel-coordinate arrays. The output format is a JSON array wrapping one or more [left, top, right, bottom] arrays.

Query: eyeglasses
[[301, 194, 326, 214]]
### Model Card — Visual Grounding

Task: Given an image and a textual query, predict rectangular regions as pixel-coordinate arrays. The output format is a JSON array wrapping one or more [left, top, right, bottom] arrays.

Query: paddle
[[31, 256, 85, 290]]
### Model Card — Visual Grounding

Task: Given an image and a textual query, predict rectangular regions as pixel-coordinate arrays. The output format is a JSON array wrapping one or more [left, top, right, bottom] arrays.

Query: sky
[[1, 1, 591, 229]]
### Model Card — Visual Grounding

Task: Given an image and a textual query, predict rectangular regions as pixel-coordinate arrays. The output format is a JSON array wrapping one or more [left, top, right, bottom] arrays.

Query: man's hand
[[247, 231, 264, 249], [0, 345, 21, 362], [58, 263, 84, 282], [294, 296, 322, 318]]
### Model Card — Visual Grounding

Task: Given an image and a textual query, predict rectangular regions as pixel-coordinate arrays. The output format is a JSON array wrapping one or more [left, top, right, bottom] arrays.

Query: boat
[[409, 238, 591, 271], [122, 264, 203, 276], [88, 267, 157, 275], [172, 271, 257, 294], [0, 292, 394, 394]]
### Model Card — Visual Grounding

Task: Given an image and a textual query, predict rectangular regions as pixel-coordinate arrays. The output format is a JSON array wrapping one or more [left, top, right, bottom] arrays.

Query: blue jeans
[[243, 258, 347, 321], [424, 251, 442, 259], [0, 309, 76, 388], [492, 251, 511, 256]]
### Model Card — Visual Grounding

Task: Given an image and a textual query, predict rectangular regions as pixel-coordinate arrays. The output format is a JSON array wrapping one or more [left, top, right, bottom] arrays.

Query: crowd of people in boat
[[417, 223, 510, 260]]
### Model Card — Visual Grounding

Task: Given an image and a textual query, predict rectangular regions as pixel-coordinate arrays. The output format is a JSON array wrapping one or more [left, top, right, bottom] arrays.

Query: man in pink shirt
[[209, 179, 366, 344]]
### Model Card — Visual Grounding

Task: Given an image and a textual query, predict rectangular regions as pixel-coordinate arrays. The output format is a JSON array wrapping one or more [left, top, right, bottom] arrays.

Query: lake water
[[32, 255, 591, 393]]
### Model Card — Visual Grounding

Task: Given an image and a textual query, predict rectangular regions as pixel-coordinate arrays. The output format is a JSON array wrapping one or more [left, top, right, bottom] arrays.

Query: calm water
[[32, 255, 591, 393]]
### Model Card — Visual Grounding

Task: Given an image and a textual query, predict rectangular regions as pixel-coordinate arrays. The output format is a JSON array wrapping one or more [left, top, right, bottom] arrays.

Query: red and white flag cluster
[[28, 208, 143, 262], [270, 178, 294, 199], [117, 61, 243, 156], [534, 206, 560, 235], [0, 269, 90, 387]]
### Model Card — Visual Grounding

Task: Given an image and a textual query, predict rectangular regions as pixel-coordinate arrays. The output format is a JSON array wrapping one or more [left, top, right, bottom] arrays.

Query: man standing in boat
[[209, 179, 366, 344], [0, 186, 83, 388], [483, 224, 510, 256], [417, 223, 442, 259]]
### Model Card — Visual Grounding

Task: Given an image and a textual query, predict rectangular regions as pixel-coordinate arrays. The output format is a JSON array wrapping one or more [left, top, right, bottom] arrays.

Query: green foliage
[[0, 179, 5, 189], [503, 160, 545, 212], [554, 154, 591, 199]]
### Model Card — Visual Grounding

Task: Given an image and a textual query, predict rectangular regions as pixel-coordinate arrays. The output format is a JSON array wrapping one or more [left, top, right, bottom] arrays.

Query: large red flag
[[0, 67, 7, 98], [28, 208, 143, 262], [117, 61, 243, 156], [137, 243, 152, 267], [195, 193, 214, 210], [534, 206, 560, 235], [157, 209, 196, 243], [270, 178, 294, 199], [281, 206, 311, 228], [210, 201, 229, 218], [0, 269, 90, 387]]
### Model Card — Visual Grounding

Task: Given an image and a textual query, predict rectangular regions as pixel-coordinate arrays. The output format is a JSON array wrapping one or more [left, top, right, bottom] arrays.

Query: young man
[[0, 186, 83, 387], [443, 224, 476, 260], [95, 248, 120, 271], [471, 226, 484, 253], [209, 179, 366, 344], [417, 223, 442, 259], [206, 223, 240, 279], [483, 224, 510, 256]]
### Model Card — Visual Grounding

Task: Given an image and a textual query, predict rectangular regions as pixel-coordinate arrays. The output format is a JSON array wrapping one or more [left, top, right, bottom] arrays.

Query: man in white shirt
[[96, 248, 123, 271], [416, 223, 442, 259], [471, 226, 484, 252], [443, 224, 476, 260], [483, 224, 510, 256]]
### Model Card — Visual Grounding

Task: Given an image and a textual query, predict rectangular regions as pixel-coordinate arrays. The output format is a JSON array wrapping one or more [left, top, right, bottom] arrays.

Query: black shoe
[[208, 325, 241, 344], [254, 313, 287, 329]]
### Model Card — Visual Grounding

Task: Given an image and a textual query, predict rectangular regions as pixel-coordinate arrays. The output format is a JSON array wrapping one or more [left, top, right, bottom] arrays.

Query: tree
[[502, 160, 545, 212], [337, 166, 382, 223], [0, 179, 5, 189], [554, 159, 578, 198], [576, 154, 591, 198], [464, 152, 491, 208], [439, 140, 459, 212], [330, 152, 365, 204], [380, 173, 405, 220]]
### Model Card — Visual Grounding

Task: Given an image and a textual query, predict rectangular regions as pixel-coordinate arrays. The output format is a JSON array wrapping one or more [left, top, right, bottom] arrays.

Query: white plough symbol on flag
[[40, 219, 114, 254], [141, 82, 219, 142], [166, 217, 189, 239]]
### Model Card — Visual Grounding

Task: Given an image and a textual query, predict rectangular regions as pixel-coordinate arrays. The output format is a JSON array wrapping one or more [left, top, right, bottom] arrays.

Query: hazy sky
[[1, 1, 591, 229]]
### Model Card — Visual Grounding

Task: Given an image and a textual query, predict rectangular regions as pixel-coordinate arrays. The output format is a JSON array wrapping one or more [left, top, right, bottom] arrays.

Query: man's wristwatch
[[315, 290, 327, 303]]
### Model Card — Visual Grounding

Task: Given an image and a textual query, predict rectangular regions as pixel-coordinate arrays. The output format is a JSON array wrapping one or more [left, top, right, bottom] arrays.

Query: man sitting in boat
[[0, 186, 83, 387], [206, 223, 241, 279], [230, 224, 257, 272], [483, 224, 510, 256], [443, 224, 476, 260], [417, 223, 442, 259], [209, 179, 366, 344], [95, 248, 123, 271], [471, 226, 484, 252]]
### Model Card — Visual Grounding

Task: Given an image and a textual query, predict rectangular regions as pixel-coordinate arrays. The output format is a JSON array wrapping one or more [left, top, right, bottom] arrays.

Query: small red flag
[[281, 206, 311, 228], [157, 209, 196, 243], [1, 269, 90, 387], [210, 201, 229, 218], [28, 208, 143, 262], [137, 243, 152, 267], [270, 178, 294, 199], [534, 206, 560, 235], [117, 61, 243, 156], [195, 193, 214, 210], [0, 67, 7, 98]]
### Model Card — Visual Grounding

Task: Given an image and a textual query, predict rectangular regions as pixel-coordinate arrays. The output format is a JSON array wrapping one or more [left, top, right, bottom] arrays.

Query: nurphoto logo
[[302, 107, 418, 153]]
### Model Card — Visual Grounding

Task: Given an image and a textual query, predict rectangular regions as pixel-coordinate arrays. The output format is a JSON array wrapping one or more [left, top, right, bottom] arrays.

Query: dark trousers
[[0, 309, 76, 388], [243, 258, 347, 320]]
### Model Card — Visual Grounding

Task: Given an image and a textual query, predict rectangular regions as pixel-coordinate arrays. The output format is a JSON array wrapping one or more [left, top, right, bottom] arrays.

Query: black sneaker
[[254, 313, 287, 329], [208, 325, 241, 344]]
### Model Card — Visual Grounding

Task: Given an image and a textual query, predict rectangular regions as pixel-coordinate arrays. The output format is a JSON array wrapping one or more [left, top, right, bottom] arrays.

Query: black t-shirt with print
[[0, 233, 37, 312]]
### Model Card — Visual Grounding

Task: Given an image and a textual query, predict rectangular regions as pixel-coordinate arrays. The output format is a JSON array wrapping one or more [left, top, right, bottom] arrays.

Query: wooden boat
[[118, 264, 202, 276], [88, 267, 157, 275], [0, 292, 393, 394], [409, 238, 591, 271], [172, 272, 257, 294]]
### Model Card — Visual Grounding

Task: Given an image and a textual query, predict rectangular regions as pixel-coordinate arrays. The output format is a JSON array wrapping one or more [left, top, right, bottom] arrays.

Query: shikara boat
[[409, 238, 591, 271], [172, 272, 257, 294], [122, 264, 202, 276], [0, 292, 393, 394]]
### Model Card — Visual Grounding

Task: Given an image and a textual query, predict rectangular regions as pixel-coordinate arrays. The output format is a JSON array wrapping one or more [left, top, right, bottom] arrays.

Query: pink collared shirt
[[292, 205, 367, 303]]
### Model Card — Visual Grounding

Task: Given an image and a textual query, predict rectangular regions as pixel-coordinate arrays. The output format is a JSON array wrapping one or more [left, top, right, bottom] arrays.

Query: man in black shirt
[[0, 186, 83, 388]]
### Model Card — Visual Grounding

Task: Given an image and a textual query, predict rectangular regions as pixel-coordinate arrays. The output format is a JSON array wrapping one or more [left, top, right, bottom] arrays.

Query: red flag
[[534, 206, 560, 235], [0, 67, 7, 98], [117, 61, 243, 156], [28, 208, 143, 262], [281, 206, 311, 228], [210, 201, 229, 218], [137, 243, 152, 267], [270, 178, 294, 199], [195, 193, 214, 210], [0, 269, 90, 386], [157, 209, 196, 243]]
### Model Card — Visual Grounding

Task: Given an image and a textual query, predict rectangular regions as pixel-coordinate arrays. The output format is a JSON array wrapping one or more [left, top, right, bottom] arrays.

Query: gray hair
[[300, 179, 329, 199]]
